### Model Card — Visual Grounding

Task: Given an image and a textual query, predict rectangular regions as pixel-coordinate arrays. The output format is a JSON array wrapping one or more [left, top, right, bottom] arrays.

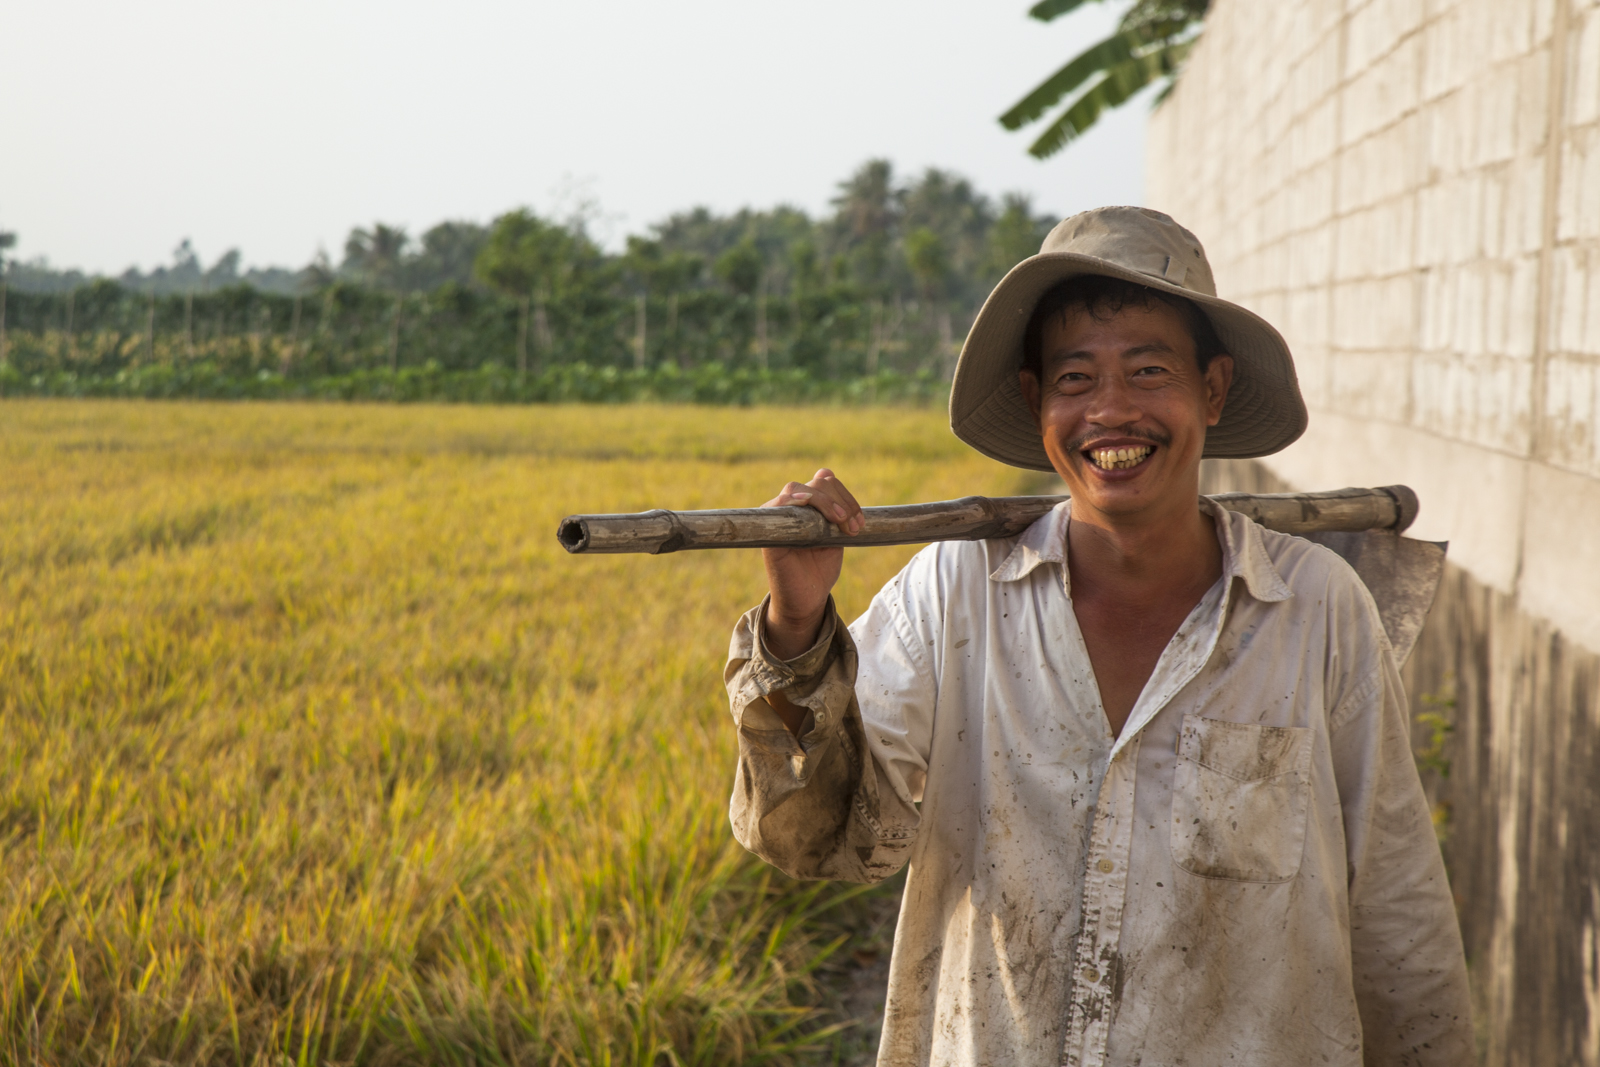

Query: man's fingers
[[762, 474, 863, 535], [807, 470, 847, 520], [825, 476, 862, 521], [808, 469, 865, 535], [763, 481, 813, 508]]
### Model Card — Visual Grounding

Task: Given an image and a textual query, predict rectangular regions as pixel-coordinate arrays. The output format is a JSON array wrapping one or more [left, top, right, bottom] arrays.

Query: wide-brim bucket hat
[[950, 206, 1307, 471]]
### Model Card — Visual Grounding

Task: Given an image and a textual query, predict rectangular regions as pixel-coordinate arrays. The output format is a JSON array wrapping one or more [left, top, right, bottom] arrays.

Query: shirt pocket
[[1169, 714, 1313, 883]]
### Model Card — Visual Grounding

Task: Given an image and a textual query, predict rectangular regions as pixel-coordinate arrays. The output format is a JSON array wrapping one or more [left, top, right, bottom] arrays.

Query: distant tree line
[[0, 161, 1058, 400]]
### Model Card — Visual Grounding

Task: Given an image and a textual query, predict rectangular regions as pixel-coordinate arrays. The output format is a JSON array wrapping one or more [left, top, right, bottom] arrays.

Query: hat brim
[[949, 253, 1308, 472]]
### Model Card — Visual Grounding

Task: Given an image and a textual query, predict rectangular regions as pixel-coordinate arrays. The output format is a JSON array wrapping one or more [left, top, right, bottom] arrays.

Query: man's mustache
[[1064, 428, 1172, 453]]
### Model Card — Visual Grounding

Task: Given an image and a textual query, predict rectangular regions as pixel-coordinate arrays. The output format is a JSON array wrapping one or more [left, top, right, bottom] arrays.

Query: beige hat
[[949, 206, 1307, 471]]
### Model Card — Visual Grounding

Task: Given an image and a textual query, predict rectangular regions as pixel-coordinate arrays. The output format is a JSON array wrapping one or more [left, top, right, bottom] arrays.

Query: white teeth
[[1088, 445, 1153, 470]]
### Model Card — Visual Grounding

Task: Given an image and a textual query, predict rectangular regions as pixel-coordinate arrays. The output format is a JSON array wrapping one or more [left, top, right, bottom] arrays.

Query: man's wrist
[[764, 601, 832, 659], [764, 604, 828, 661]]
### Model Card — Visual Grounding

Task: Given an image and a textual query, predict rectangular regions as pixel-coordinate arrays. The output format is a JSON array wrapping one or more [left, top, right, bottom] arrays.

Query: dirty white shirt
[[725, 499, 1472, 1066]]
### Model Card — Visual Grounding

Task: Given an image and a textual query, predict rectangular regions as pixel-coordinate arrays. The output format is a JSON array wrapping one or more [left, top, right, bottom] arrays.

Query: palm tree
[[829, 160, 901, 290], [1001, 0, 1208, 159], [343, 223, 411, 289]]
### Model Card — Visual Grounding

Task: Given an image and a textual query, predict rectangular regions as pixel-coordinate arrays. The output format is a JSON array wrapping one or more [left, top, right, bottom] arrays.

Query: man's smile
[[1086, 444, 1155, 471], [1071, 431, 1168, 475]]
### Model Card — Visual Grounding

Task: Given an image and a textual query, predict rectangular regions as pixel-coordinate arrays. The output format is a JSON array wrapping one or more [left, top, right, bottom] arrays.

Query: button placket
[[1060, 583, 1226, 1065], [1062, 736, 1140, 1067], [1062, 581, 1224, 1066]]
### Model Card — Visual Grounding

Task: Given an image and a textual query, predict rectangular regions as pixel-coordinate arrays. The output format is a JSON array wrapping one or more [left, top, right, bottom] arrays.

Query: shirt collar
[[988, 500, 1071, 582], [1205, 497, 1293, 602], [988, 496, 1294, 604]]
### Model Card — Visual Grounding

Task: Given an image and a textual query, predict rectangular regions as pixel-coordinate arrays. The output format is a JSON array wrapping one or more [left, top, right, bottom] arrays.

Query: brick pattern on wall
[[1152, 0, 1600, 474]]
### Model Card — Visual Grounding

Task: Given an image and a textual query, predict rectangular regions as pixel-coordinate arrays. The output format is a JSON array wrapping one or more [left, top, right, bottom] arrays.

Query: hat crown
[[1040, 206, 1217, 298], [949, 205, 1307, 468]]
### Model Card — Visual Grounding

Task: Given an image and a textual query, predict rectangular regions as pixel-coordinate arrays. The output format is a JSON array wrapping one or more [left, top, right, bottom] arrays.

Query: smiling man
[[723, 207, 1472, 1066]]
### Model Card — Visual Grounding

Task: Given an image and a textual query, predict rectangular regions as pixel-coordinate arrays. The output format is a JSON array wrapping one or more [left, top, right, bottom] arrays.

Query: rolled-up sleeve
[[1330, 644, 1474, 1064], [725, 593, 924, 883]]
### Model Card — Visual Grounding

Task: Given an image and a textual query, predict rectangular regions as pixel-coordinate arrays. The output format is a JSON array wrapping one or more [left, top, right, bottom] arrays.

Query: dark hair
[[1021, 274, 1224, 378]]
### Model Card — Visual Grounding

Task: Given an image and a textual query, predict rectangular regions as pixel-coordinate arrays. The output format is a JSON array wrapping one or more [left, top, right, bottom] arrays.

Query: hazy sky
[[2, 0, 1149, 275]]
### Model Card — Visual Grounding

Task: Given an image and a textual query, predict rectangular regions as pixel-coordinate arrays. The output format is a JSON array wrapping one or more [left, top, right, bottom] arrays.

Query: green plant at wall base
[[1415, 711, 1455, 779], [1415, 679, 1457, 843], [1002, 0, 1208, 158], [1415, 677, 1457, 779]]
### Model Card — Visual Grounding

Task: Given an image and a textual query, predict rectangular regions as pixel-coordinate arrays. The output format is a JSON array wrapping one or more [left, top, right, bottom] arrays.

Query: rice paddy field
[[0, 400, 1029, 1066]]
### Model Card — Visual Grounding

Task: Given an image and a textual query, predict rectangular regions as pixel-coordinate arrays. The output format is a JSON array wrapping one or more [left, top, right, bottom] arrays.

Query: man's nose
[[1085, 375, 1143, 427]]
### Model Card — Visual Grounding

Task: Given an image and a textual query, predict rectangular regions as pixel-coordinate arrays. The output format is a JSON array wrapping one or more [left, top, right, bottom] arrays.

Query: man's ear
[[1018, 368, 1043, 426], [1203, 354, 1234, 427]]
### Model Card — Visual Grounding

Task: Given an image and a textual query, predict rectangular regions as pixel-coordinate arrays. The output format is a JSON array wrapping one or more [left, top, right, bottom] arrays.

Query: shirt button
[[1084, 968, 1100, 983], [1097, 859, 1114, 873]]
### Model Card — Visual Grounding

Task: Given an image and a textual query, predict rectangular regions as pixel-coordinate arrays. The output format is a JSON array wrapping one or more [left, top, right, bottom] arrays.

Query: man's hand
[[761, 468, 863, 661]]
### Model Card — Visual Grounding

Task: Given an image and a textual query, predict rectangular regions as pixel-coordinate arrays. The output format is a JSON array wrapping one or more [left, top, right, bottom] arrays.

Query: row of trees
[[0, 160, 1058, 384]]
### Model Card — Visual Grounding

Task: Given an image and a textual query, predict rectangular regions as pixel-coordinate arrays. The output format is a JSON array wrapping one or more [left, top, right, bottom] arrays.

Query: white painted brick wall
[[1571, 5, 1600, 127], [1544, 352, 1599, 468], [1560, 126, 1600, 240], [1148, 0, 1600, 649]]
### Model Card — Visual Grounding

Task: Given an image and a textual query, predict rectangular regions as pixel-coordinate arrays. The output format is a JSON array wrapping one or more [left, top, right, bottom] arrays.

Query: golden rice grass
[[0, 400, 1029, 1065]]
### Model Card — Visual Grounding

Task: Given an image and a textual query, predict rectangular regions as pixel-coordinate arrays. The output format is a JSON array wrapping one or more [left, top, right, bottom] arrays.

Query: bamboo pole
[[389, 295, 402, 372], [533, 287, 551, 367], [517, 294, 530, 376], [866, 300, 882, 377], [666, 292, 679, 368], [557, 485, 1420, 555], [284, 293, 301, 374], [64, 289, 76, 362], [634, 293, 647, 371], [755, 274, 768, 371]]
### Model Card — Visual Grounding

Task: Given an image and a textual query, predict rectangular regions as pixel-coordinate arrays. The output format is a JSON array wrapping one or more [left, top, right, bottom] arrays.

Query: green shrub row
[[0, 360, 951, 407]]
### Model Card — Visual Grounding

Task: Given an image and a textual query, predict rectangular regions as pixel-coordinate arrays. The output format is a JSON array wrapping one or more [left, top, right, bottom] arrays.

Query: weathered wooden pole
[[557, 485, 1419, 555]]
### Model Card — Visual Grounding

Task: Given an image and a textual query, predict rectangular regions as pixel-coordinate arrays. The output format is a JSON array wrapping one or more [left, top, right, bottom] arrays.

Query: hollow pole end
[[1379, 485, 1420, 533], [556, 517, 590, 553]]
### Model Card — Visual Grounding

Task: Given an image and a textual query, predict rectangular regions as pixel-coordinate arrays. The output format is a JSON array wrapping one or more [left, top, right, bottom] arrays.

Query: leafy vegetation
[[1415, 678, 1459, 843], [1001, 0, 1208, 158], [1, 361, 950, 407], [0, 162, 1056, 398], [0, 399, 1028, 1064]]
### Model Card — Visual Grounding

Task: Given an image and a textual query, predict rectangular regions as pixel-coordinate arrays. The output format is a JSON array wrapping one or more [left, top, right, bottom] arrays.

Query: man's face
[[1018, 299, 1234, 521]]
